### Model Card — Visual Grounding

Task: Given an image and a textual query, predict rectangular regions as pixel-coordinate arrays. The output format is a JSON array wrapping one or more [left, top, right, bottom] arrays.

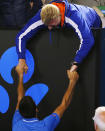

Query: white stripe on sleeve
[[65, 17, 83, 53], [19, 20, 44, 52]]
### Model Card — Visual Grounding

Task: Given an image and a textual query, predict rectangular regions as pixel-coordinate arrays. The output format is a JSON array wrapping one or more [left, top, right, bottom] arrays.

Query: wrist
[[19, 73, 23, 77], [71, 61, 79, 67], [19, 59, 26, 66], [19, 74, 23, 80], [19, 59, 26, 63]]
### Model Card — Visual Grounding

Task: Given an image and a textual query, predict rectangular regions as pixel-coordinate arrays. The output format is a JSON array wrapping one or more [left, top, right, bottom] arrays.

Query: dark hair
[[19, 96, 36, 118]]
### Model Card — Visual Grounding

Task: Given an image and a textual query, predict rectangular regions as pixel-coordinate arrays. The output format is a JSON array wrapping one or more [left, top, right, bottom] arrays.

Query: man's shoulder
[[43, 113, 60, 122], [41, 113, 60, 130], [12, 110, 23, 126]]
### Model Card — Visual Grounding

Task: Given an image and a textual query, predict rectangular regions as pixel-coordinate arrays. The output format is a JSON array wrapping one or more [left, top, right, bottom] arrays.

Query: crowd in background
[[69, 0, 105, 7], [0, 0, 104, 28], [0, 0, 42, 28]]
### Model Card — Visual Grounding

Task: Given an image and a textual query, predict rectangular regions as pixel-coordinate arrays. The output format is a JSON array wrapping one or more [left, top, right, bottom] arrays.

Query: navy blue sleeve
[[43, 113, 60, 130], [15, 9, 46, 59], [73, 13, 94, 63], [65, 12, 94, 64], [12, 110, 23, 126]]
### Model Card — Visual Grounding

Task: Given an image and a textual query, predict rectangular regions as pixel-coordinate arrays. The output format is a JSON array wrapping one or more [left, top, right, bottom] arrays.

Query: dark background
[[0, 28, 104, 131]]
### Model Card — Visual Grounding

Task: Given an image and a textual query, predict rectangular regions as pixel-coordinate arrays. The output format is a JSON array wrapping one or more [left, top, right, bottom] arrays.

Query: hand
[[15, 65, 24, 77], [67, 70, 79, 82], [69, 65, 78, 72], [17, 59, 28, 74]]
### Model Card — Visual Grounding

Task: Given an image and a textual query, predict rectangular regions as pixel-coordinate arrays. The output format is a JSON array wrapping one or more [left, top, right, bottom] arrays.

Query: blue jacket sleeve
[[74, 14, 94, 63], [74, 13, 94, 63], [65, 12, 95, 64], [15, 9, 46, 59]]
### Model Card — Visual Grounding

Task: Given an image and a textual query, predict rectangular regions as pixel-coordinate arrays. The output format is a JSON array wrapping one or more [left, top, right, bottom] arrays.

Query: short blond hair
[[41, 4, 60, 25]]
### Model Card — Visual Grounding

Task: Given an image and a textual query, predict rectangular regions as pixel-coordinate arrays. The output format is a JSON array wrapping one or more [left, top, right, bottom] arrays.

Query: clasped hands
[[16, 59, 78, 75]]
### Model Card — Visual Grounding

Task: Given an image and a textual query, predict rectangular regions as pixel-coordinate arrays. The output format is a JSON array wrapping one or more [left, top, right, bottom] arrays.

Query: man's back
[[66, 3, 101, 28], [12, 110, 60, 131]]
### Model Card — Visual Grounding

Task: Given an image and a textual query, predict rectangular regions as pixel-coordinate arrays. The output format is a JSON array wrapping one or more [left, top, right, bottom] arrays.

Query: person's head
[[19, 96, 37, 118], [93, 107, 105, 131], [41, 4, 61, 30]]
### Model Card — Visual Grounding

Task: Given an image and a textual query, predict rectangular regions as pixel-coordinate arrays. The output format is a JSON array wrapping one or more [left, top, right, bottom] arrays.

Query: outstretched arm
[[15, 66, 25, 110], [65, 12, 95, 72], [16, 10, 45, 73], [53, 71, 79, 118]]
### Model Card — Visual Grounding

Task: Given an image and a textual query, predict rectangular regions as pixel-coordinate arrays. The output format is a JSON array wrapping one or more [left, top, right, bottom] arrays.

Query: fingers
[[24, 65, 28, 74], [67, 70, 79, 81], [16, 62, 28, 75], [24, 70, 27, 74]]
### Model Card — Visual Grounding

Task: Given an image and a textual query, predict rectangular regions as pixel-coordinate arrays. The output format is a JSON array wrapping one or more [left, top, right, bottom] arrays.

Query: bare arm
[[15, 66, 25, 110], [16, 10, 43, 73], [53, 71, 79, 118]]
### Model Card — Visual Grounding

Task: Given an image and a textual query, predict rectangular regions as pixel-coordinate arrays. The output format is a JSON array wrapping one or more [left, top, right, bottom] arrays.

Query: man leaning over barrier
[[15, 0, 102, 73], [93, 107, 105, 131], [12, 66, 79, 131]]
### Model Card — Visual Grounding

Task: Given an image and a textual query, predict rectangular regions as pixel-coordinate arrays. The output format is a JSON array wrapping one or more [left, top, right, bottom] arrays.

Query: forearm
[[61, 80, 77, 108], [53, 71, 78, 118], [53, 80, 77, 118], [16, 10, 45, 60], [17, 75, 25, 100], [15, 65, 25, 110]]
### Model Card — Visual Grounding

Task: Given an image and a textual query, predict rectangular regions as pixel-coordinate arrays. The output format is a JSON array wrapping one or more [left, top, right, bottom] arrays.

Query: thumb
[[24, 65, 28, 74]]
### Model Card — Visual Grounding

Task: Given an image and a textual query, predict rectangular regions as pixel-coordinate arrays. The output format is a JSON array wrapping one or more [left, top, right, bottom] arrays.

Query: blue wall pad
[[0, 85, 9, 113], [25, 83, 49, 105], [0, 46, 35, 84]]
